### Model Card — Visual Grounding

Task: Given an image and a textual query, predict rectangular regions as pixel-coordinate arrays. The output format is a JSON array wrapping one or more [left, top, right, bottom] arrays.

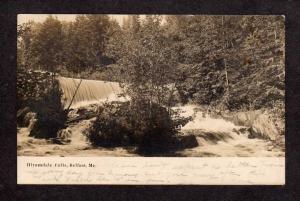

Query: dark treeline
[[17, 14, 284, 114]]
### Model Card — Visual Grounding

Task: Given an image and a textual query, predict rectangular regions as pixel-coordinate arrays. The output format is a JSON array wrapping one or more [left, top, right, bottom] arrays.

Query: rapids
[[17, 77, 284, 157]]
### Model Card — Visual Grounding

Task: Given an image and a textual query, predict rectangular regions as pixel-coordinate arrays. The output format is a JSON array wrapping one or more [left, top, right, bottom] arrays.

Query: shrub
[[17, 68, 53, 110], [29, 77, 67, 139], [86, 102, 134, 147], [85, 101, 191, 154], [132, 100, 177, 154], [17, 68, 67, 138]]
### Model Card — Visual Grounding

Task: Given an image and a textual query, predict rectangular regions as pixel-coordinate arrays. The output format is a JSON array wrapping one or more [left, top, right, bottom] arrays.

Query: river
[[17, 77, 284, 157]]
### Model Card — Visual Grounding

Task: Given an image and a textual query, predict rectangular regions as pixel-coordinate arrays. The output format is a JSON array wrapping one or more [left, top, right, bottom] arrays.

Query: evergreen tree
[[30, 15, 64, 72], [64, 14, 111, 72]]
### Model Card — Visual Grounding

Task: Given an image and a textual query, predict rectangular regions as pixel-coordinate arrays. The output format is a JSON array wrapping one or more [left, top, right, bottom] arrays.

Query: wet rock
[[67, 109, 79, 119], [177, 134, 198, 149], [230, 110, 280, 140], [24, 112, 37, 127], [51, 138, 65, 145], [238, 127, 249, 134], [247, 127, 262, 139], [232, 128, 240, 135], [28, 118, 37, 132], [17, 107, 30, 126], [247, 133, 255, 139], [57, 128, 72, 141], [77, 108, 88, 115], [252, 113, 278, 140]]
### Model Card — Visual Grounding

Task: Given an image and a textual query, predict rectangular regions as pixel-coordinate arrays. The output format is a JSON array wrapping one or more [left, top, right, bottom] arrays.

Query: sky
[[18, 14, 128, 26]]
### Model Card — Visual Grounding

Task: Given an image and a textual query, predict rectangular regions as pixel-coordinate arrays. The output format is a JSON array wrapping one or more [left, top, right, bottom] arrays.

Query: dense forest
[[18, 15, 284, 113], [17, 15, 285, 154]]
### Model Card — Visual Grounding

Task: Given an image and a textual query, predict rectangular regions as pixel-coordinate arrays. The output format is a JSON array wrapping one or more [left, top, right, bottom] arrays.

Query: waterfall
[[58, 77, 125, 108]]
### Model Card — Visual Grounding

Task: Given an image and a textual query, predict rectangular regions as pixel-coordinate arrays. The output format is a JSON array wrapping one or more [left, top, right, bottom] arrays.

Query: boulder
[[51, 138, 65, 145], [77, 108, 88, 115], [251, 113, 278, 140], [247, 127, 259, 139], [67, 109, 78, 119], [24, 112, 37, 127], [57, 128, 72, 142], [238, 127, 249, 135], [230, 110, 280, 140], [28, 116, 37, 132], [177, 134, 198, 149], [17, 107, 30, 126]]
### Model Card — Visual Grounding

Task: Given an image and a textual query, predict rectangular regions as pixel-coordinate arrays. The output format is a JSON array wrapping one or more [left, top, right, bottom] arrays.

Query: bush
[[17, 68, 52, 110], [17, 68, 67, 138], [86, 102, 134, 147], [85, 101, 191, 154], [29, 77, 67, 139], [133, 100, 177, 154]]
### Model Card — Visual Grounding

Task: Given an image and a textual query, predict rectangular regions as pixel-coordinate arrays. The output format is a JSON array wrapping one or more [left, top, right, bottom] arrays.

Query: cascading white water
[[58, 77, 125, 108], [18, 82, 283, 157]]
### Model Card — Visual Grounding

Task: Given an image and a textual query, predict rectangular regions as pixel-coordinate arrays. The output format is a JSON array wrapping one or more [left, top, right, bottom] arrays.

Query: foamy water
[[17, 78, 284, 157], [175, 105, 240, 132], [172, 105, 284, 157], [18, 104, 284, 157]]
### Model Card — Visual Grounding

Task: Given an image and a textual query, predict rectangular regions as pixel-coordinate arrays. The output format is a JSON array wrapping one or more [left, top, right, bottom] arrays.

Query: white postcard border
[[18, 156, 285, 185]]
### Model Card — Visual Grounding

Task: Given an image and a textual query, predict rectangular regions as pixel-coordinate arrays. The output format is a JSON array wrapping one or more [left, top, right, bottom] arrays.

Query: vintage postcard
[[17, 14, 285, 185]]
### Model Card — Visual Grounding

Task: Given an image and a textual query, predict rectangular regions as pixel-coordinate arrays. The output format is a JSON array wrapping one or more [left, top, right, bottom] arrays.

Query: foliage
[[119, 15, 179, 106], [63, 15, 112, 72], [29, 78, 67, 139], [17, 69, 67, 138], [17, 21, 35, 69], [86, 101, 191, 154], [163, 15, 285, 113], [115, 15, 190, 152], [30, 16, 64, 72], [17, 68, 54, 109], [86, 102, 134, 147]]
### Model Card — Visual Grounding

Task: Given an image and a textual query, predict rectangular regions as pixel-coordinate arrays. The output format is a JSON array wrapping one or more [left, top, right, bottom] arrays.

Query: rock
[[252, 113, 278, 140], [24, 112, 37, 127], [178, 134, 198, 149], [57, 128, 72, 141], [28, 118, 37, 132], [231, 110, 280, 140], [67, 109, 78, 119], [77, 108, 88, 115], [247, 127, 260, 139], [238, 127, 249, 134], [17, 107, 30, 126], [232, 128, 240, 135], [51, 138, 64, 145], [248, 127, 257, 139]]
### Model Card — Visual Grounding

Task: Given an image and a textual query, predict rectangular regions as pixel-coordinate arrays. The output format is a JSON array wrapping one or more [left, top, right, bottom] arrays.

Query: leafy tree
[[120, 15, 178, 106], [162, 15, 284, 114]]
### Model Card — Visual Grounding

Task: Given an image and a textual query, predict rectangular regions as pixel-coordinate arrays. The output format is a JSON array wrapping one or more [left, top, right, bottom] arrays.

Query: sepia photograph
[[17, 14, 285, 158]]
